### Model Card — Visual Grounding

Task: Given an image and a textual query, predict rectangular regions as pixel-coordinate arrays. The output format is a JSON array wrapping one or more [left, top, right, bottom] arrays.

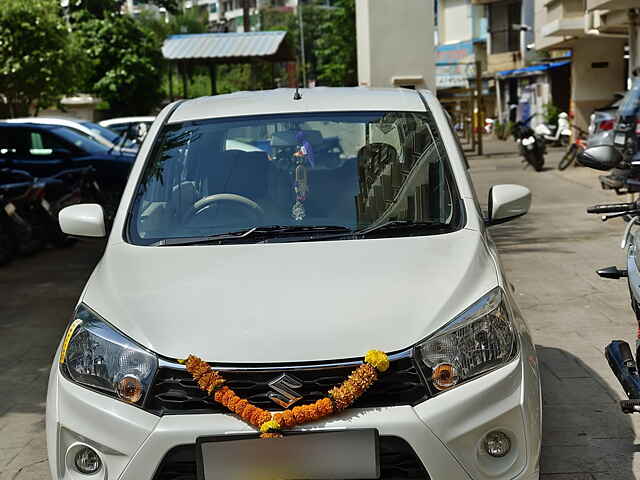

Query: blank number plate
[[197, 429, 379, 480]]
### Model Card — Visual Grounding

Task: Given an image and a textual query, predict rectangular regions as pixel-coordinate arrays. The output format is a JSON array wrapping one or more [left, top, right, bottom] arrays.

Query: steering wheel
[[183, 193, 264, 226]]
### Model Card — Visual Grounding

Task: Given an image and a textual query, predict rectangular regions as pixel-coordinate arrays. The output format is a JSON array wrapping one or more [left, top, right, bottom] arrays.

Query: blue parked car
[[0, 122, 134, 192]]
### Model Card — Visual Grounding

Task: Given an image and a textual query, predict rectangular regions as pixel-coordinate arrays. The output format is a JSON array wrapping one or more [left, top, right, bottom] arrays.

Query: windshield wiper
[[354, 220, 448, 237], [153, 225, 353, 246]]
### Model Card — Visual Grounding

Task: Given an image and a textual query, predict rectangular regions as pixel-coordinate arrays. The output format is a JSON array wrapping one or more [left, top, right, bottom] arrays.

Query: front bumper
[[46, 340, 541, 480]]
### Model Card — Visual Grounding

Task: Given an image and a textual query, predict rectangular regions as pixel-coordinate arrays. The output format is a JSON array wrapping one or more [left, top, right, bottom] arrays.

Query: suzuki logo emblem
[[267, 374, 304, 408]]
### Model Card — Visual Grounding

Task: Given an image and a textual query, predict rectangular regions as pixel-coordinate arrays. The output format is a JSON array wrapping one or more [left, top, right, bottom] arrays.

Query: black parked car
[[0, 123, 135, 218]]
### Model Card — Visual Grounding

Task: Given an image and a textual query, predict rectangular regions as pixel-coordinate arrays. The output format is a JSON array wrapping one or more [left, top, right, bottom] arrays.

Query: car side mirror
[[577, 145, 622, 171], [59, 204, 106, 238], [487, 184, 531, 226]]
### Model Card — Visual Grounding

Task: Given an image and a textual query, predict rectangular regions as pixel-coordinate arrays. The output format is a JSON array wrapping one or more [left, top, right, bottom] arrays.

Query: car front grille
[[152, 436, 430, 480], [145, 355, 428, 415]]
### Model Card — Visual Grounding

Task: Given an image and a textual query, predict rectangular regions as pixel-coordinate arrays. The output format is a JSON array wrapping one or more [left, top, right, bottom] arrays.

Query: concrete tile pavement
[[1, 144, 640, 479]]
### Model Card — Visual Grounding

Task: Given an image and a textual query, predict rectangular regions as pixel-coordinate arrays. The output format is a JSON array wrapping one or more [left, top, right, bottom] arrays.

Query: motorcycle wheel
[[526, 150, 545, 172], [558, 145, 577, 171]]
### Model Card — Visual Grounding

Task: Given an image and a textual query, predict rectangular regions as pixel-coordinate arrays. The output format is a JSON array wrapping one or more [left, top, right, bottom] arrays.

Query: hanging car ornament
[[291, 132, 314, 221]]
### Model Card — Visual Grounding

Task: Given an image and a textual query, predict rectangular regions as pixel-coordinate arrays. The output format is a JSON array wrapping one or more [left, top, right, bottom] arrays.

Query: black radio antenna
[[293, 85, 302, 101]]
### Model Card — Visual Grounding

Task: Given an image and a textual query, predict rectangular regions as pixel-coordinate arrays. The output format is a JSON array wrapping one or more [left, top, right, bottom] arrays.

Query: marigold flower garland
[[181, 349, 390, 438]]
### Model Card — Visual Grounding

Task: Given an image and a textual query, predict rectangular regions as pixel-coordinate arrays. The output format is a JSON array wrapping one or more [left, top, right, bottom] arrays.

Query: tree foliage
[[315, 0, 357, 86], [0, 0, 87, 116], [67, 0, 180, 18], [73, 12, 163, 115], [261, 1, 357, 87]]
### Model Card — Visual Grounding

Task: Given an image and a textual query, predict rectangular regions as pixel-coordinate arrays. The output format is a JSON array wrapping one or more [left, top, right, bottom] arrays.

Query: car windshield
[[618, 78, 640, 120], [81, 120, 136, 149], [80, 121, 120, 143], [53, 126, 111, 154], [127, 111, 461, 245]]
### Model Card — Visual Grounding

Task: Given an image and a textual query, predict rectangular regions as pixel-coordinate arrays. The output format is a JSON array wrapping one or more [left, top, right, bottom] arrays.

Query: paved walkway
[[1, 147, 640, 479]]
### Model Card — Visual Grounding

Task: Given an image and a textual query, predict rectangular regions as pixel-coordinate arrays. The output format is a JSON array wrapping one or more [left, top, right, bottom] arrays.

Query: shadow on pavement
[[537, 345, 636, 480]]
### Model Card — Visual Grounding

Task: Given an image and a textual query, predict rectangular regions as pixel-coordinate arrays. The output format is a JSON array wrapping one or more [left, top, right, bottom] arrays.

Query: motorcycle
[[0, 179, 50, 262], [0, 167, 103, 248], [579, 145, 640, 413], [511, 116, 545, 172]]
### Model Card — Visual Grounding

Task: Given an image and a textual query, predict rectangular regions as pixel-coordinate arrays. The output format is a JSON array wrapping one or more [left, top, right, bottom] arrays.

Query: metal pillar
[[209, 64, 217, 96], [630, 9, 640, 78], [168, 64, 174, 101], [298, 2, 307, 88], [475, 60, 484, 156]]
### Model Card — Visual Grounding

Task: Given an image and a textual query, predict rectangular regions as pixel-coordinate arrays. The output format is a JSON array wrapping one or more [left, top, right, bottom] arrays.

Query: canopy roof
[[497, 60, 571, 79], [162, 31, 294, 64]]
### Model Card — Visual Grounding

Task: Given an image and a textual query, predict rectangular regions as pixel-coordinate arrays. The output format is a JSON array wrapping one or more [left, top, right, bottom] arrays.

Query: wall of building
[[439, 0, 472, 45], [571, 37, 626, 128], [356, 0, 435, 90]]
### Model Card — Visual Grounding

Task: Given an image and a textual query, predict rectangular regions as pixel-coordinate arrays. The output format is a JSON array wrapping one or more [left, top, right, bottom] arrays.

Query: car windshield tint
[[618, 78, 640, 119], [81, 121, 119, 143], [53, 126, 110, 154], [127, 111, 461, 245]]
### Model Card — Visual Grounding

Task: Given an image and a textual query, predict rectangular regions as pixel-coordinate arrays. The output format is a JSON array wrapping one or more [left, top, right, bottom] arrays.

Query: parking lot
[[1, 146, 640, 479]]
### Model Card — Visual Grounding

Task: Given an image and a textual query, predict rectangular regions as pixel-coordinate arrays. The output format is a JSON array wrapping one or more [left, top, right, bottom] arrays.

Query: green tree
[[315, 0, 357, 86], [0, 0, 87, 116], [67, 0, 180, 18], [73, 12, 163, 115]]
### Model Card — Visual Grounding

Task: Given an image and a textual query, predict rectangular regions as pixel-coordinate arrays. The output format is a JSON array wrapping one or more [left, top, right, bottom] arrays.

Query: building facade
[[535, 0, 634, 129]]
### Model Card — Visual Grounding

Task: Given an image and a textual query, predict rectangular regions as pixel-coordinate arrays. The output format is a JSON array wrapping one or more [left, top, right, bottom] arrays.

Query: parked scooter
[[511, 116, 545, 171], [534, 112, 572, 147]]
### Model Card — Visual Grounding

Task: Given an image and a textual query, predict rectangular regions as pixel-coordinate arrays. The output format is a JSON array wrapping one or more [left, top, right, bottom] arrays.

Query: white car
[[3, 117, 137, 153], [47, 88, 541, 480], [99, 116, 155, 144]]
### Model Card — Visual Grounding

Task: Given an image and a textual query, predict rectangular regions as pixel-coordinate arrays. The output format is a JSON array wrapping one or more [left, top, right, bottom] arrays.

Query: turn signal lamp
[[432, 363, 459, 391], [116, 374, 143, 403]]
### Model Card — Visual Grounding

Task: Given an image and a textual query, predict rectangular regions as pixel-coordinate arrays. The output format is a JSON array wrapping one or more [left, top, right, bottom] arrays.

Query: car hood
[[82, 229, 498, 363]]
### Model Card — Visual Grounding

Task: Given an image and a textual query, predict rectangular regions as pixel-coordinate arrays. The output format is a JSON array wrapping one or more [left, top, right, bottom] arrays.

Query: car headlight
[[59, 304, 158, 405], [415, 287, 518, 394]]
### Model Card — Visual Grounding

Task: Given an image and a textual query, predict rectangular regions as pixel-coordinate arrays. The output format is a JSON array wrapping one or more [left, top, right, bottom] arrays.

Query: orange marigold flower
[[214, 386, 228, 403], [227, 396, 240, 410], [221, 389, 235, 406], [234, 399, 249, 415], [292, 406, 305, 423]]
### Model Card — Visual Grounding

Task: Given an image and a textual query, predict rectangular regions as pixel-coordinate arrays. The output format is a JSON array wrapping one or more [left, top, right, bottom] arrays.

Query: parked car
[[587, 94, 623, 147], [2, 117, 137, 153], [0, 123, 134, 220], [49, 88, 541, 480], [99, 116, 155, 147]]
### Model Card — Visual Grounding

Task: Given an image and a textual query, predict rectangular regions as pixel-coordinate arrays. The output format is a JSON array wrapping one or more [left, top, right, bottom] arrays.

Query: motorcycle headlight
[[415, 287, 518, 394], [59, 304, 158, 406]]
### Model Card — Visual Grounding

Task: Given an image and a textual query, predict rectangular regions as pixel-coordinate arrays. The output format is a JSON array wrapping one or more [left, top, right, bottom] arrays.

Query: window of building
[[488, 0, 521, 54]]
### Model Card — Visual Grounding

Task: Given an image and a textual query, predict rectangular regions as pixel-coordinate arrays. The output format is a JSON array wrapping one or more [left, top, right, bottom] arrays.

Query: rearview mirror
[[578, 145, 622, 171], [487, 184, 531, 226], [59, 204, 105, 238]]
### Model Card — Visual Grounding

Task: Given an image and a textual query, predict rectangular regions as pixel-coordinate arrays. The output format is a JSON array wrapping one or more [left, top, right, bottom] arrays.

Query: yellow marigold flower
[[259, 419, 281, 433], [365, 350, 389, 372]]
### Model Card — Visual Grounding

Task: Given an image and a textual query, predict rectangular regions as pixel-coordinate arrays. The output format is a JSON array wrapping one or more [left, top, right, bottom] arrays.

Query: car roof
[[169, 87, 429, 124], [0, 122, 57, 130], [99, 116, 155, 127], [3, 117, 87, 127]]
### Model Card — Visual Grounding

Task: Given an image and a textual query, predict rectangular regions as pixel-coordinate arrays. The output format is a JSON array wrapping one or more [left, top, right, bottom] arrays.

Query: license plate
[[197, 430, 379, 480], [41, 198, 51, 212], [615, 133, 626, 145], [4, 202, 16, 216]]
